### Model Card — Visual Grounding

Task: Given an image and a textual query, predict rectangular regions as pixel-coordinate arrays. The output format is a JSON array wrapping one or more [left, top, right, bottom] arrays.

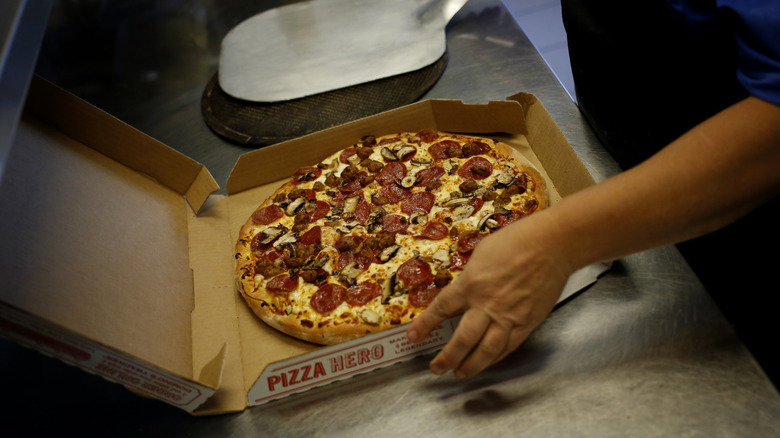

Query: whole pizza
[[235, 129, 548, 345]]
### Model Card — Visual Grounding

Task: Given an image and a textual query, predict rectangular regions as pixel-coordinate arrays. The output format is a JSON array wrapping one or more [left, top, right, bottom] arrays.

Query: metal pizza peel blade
[[218, 0, 467, 102]]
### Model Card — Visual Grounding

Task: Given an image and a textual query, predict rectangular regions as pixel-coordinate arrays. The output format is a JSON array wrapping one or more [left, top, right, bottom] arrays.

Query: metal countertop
[[2, 0, 780, 435]]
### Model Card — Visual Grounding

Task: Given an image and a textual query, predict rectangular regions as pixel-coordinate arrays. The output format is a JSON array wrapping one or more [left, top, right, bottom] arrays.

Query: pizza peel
[[218, 0, 468, 102]]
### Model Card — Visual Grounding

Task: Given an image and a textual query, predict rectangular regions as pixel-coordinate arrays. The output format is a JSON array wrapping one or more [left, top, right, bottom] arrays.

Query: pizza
[[234, 129, 548, 345]]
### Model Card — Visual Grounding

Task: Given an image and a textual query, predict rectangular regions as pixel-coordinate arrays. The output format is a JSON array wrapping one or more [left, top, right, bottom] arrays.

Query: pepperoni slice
[[377, 183, 410, 204], [250, 234, 268, 252], [495, 210, 525, 227], [266, 274, 298, 293], [458, 157, 493, 180], [409, 283, 440, 308], [353, 198, 374, 223], [346, 281, 382, 306], [414, 166, 445, 188], [376, 161, 407, 185], [291, 166, 321, 184], [310, 283, 347, 314], [300, 226, 322, 245], [417, 221, 449, 240], [417, 129, 439, 143], [401, 191, 435, 215], [397, 258, 433, 288], [450, 251, 469, 270], [339, 147, 358, 164], [252, 204, 284, 225], [429, 140, 460, 161], [462, 141, 492, 157], [306, 200, 331, 222], [457, 230, 488, 253], [339, 176, 364, 193], [382, 214, 410, 233]]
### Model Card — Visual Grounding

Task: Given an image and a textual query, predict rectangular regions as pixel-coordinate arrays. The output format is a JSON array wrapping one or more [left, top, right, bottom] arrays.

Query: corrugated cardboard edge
[[508, 92, 596, 194], [25, 76, 219, 213]]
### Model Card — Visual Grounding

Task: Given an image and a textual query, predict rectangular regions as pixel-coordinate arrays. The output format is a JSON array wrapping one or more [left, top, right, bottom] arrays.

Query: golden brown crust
[[235, 130, 549, 345]]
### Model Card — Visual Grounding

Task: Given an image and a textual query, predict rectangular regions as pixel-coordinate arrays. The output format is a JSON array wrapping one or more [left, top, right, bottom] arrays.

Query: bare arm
[[406, 96, 780, 378]]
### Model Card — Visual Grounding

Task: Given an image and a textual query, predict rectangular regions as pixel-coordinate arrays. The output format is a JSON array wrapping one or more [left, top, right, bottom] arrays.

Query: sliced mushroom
[[342, 195, 360, 214], [478, 214, 500, 231], [380, 147, 398, 161], [303, 253, 330, 270], [495, 170, 516, 186], [442, 197, 470, 208], [399, 174, 419, 188], [359, 308, 382, 325], [272, 232, 298, 250], [395, 146, 416, 160], [450, 204, 475, 222], [432, 247, 451, 269], [347, 153, 362, 166], [259, 226, 286, 245], [339, 262, 363, 286], [381, 273, 397, 303], [409, 211, 428, 225], [379, 244, 401, 262], [285, 197, 306, 216]]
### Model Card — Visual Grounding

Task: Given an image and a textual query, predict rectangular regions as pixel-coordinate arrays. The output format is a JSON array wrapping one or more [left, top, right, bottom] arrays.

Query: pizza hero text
[[266, 344, 384, 392]]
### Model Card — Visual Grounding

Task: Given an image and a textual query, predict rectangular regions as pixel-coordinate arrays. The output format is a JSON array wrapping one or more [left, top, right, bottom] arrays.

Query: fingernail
[[407, 328, 419, 342]]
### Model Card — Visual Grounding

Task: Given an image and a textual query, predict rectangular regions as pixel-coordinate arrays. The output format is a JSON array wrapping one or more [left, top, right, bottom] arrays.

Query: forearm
[[530, 96, 780, 272]]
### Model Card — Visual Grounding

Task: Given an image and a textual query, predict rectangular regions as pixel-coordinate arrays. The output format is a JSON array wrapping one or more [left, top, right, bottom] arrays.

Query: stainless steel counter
[[2, 0, 780, 435]]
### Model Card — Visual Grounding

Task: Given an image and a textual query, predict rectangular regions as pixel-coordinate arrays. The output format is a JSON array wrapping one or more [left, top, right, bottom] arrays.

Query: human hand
[[406, 221, 573, 378]]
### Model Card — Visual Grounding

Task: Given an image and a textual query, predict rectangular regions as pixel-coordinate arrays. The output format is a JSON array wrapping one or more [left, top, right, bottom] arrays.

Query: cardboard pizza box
[[0, 76, 607, 415]]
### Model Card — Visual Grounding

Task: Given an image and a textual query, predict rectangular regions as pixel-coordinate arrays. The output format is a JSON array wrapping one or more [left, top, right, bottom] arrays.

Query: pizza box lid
[[0, 76, 606, 415]]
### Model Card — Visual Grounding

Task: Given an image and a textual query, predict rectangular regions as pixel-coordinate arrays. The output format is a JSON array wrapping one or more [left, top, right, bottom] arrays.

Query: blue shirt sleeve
[[722, 0, 780, 106]]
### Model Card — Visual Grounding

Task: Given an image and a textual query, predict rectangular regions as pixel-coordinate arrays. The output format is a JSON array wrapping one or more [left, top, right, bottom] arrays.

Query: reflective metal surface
[[219, 0, 468, 101], [2, 0, 780, 435]]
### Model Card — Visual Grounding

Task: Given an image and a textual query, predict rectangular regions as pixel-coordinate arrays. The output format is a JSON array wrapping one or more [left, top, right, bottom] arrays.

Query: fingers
[[428, 308, 492, 375], [427, 310, 535, 379], [406, 279, 467, 343]]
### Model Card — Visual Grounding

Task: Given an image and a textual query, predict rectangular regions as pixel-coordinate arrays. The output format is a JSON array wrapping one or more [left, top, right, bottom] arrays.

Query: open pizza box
[[0, 76, 608, 415]]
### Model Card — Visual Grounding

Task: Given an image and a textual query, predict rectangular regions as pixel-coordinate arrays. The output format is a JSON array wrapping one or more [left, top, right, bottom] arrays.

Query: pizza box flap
[[0, 77, 223, 411], [225, 99, 528, 196]]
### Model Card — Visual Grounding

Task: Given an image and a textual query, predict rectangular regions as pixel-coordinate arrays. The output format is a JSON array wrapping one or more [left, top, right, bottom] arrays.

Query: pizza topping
[[358, 308, 382, 325], [418, 221, 449, 240], [416, 129, 439, 143], [381, 214, 409, 233], [409, 283, 440, 308], [252, 205, 284, 225], [267, 274, 299, 293], [311, 283, 347, 314], [397, 258, 433, 289], [378, 244, 401, 262], [346, 281, 382, 306], [292, 166, 321, 183], [431, 247, 451, 268], [456, 230, 487, 253], [458, 157, 493, 180], [257, 225, 287, 246], [376, 161, 407, 185], [401, 191, 436, 215]]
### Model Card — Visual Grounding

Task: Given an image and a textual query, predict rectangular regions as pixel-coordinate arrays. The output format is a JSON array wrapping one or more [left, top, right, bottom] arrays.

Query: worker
[[407, 0, 780, 386]]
